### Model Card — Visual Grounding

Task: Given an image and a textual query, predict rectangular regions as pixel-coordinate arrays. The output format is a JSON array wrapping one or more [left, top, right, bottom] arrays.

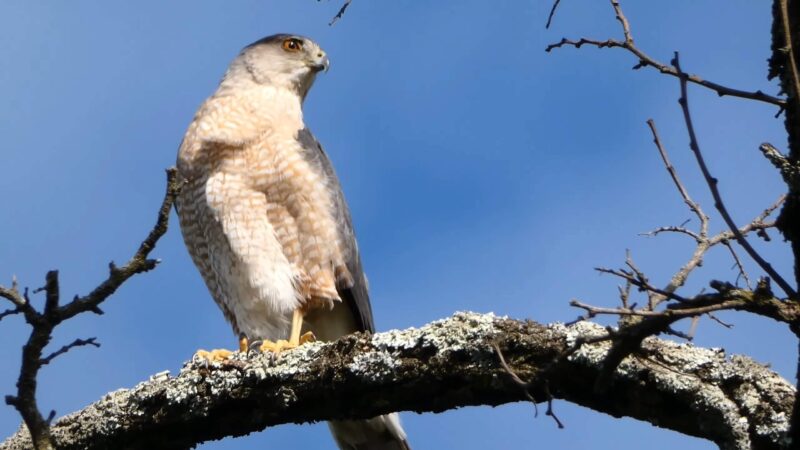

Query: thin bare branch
[[618, 279, 632, 309], [58, 168, 182, 321], [545, 1, 786, 107], [2, 168, 182, 450], [328, 0, 352, 26], [39, 338, 100, 367], [545, 0, 563, 29], [639, 225, 701, 241], [0, 285, 27, 310], [723, 241, 753, 289], [596, 267, 689, 303], [492, 343, 539, 416], [647, 119, 709, 234], [707, 312, 734, 329], [672, 52, 797, 299], [0, 308, 20, 321]]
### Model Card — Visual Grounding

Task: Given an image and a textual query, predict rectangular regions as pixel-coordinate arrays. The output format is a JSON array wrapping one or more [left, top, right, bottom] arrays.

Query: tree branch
[[328, 0, 352, 26], [672, 52, 797, 299], [0, 313, 793, 450], [545, 0, 787, 108], [0, 168, 182, 450]]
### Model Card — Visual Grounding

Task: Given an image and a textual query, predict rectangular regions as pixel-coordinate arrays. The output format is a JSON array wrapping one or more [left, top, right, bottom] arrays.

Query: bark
[[0, 312, 794, 450], [770, 0, 800, 288]]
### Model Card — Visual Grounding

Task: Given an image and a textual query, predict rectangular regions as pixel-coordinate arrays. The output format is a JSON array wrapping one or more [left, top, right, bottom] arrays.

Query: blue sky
[[0, 1, 793, 449]]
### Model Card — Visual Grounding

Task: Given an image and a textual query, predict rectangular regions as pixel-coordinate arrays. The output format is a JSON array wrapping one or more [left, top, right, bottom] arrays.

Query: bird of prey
[[175, 34, 410, 450]]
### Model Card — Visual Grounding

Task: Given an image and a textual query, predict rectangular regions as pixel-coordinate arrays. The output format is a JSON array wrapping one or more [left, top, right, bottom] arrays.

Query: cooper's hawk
[[175, 34, 410, 450]]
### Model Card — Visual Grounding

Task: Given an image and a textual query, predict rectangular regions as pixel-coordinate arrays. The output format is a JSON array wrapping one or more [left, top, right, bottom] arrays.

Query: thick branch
[[1, 313, 793, 450]]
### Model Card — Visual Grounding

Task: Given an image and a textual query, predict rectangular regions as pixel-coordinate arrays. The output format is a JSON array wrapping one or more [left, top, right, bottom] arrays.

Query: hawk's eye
[[282, 38, 303, 52]]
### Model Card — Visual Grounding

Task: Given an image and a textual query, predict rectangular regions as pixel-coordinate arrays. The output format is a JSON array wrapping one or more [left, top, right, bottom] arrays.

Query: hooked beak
[[310, 52, 330, 73]]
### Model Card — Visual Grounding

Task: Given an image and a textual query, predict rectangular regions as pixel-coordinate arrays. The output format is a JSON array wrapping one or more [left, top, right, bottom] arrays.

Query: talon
[[194, 348, 233, 362], [260, 339, 293, 354], [299, 331, 316, 344]]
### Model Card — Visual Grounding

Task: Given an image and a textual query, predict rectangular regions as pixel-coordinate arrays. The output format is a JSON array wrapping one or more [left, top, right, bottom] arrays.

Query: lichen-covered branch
[[1, 313, 793, 450]]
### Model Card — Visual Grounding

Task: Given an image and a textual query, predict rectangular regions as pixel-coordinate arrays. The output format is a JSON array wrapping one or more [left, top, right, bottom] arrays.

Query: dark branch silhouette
[[0, 169, 182, 450]]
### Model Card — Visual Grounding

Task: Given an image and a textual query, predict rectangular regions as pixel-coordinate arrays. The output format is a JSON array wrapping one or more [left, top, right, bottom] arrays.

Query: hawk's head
[[225, 34, 330, 99]]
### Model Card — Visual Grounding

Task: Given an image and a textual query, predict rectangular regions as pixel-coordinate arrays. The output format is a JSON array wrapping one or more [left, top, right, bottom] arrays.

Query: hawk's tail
[[329, 413, 410, 450]]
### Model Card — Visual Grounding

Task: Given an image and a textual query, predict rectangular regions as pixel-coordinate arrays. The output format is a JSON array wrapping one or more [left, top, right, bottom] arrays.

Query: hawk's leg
[[194, 335, 249, 362], [259, 309, 315, 353]]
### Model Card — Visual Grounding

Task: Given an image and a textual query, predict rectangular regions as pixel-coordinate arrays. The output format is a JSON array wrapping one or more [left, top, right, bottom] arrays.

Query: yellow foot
[[194, 348, 233, 362], [258, 332, 316, 354]]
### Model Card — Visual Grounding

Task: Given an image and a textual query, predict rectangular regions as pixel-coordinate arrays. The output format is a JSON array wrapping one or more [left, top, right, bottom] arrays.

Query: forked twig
[[328, 0, 353, 26], [672, 52, 797, 299], [545, 0, 786, 107], [492, 343, 564, 428], [0, 168, 182, 450]]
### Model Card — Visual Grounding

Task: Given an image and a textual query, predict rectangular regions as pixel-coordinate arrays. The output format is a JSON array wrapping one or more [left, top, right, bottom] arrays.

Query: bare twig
[[1, 168, 182, 450], [639, 225, 701, 241], [492, 343, 539, 415], [39, 338, 100, 367], [0, 285, 28, 310], [545, 0, 563, 29], [596, 267, 689, 303], [707, 312, 734, 329], [328, 0, 352, 26], [545, 1, 786, 107], [647, 119, 709, 232], [59, 168, 183, 321], [0, 308, 20, 321], [618, 278, 632, 309], [672, 52, 797, 299], [723, 241, 753, 289]]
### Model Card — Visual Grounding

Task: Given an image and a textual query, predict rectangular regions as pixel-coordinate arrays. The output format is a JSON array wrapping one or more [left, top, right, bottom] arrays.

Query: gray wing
[[297, 128, 375, 333]]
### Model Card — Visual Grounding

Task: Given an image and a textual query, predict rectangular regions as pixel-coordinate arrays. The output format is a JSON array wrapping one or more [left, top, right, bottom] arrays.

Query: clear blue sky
[[0, 1, 793, 449]]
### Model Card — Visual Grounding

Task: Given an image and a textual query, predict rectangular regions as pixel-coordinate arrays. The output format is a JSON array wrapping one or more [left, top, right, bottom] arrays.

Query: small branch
[[639, 225, 701, 241], [672, 52, 797, 299], [545, 0, 563, 29], [58, 168, 182, 321], [570, 298, 746, 323], [723, 241, 753, 289], [0, 307, 21, 322], [1, 168, 182, 450], [0, 313, 792, 450], [596, 267, 689, 303], [707, 312, 734, 329], [39, 338, 100, 367], [492, 343, 539, 415], [545, 1, 786, 108], [328, 0, 352, 26], [0, 286, 26, 309], [647, 119, 709, 234]]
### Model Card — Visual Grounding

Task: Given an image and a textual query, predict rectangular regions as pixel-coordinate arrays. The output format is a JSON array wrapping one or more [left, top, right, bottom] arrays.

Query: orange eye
[[282, 38, 303, 52]]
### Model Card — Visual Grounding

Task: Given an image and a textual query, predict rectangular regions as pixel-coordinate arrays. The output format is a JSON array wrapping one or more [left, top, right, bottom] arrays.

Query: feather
[[297, 128, 375, 333]]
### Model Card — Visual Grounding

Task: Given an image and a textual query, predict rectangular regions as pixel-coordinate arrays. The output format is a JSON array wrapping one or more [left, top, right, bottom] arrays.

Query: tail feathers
[[329, 413, 410, 450]]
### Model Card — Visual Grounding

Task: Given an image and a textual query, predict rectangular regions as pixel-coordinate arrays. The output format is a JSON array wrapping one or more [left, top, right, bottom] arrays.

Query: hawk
[[175, 34, 410, 450]]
